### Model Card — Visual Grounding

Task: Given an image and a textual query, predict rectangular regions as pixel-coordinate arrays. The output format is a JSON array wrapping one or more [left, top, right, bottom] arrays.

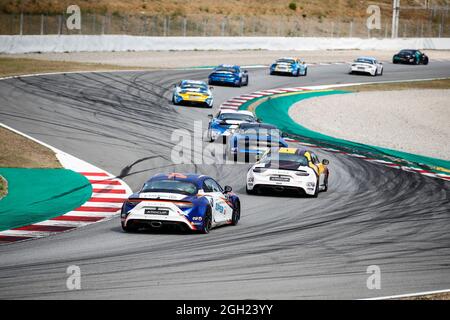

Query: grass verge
[[341, 78, 450, 92], [0, 57, 144, 78], [0, 127, 61, 168]]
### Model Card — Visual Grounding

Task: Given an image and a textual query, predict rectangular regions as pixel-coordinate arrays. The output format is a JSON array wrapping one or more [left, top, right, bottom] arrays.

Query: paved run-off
[[0, 168, 92, 231]]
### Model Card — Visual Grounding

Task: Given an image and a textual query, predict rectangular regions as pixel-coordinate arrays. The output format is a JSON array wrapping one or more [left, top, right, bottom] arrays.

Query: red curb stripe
[[0, 235, 33, 242], [14, 225, 76, 232], [88, 180, 121, 185], [51, 215, 105, 222], [74, 206, 119, 212], [88, 197, 126, 203], [92, 188, 126, 194], [79, 172, 109, 177]]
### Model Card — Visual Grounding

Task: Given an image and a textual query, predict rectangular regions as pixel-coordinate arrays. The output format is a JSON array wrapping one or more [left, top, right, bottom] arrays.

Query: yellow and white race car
[[246, 147, 329, 197], [172, 80, 214, 108]]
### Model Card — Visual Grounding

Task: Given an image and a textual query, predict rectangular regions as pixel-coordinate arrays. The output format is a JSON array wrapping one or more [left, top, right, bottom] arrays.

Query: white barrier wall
[[1, 35, 450, 54]]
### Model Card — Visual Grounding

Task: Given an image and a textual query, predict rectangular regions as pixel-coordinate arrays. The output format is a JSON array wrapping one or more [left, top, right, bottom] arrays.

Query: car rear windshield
[[181, 83, 208, 91], [142, 180, 198, 195], [355, 58, 374, 64], [400, 50, 415, 55], [263, 153, 308, 166], [218, 113, 254, 122], [276, 59, 296, 64], [215, 67, 238, 72], [237, 127, 280, 137]]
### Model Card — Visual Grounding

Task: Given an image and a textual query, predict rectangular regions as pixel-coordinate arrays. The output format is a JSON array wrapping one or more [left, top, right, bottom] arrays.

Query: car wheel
[[380, 67, 383, 76], [246, 185, 255, 195], [200, 207, 212, 234], [310, 178, 319, 198], [245, 76, 249, 86], [323, 172, 329, 192], [423, 57, 429, 65], [295, 69, 300, 77], [231, 201, 240, 226], [121, 222, 138, 233], [393, 58, 397, 64], [172, 96, 178, 105], [303, 68, 308, 76]]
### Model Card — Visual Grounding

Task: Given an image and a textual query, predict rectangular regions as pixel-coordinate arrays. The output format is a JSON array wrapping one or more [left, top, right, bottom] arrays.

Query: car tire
[[423, 57, 429, 65], [310, 178, 319, 198], [303, 68, 308, 76], [245, 77, 249, 86], [380, 67, 383, 76], [172, 96, 178, 105], [231, 201, 240, 226], [323, 172, 329, 192], [246, 185, 255, 195], [122, 222, 138, 233], [200, 207, 212, 234], [295, 70, 300, 77]]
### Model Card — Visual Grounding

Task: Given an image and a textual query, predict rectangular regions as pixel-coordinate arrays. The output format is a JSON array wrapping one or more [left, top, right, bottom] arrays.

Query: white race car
[[349, 57, 383, 76], [246, 147, 329, 197], [207, 110, 257, 142]]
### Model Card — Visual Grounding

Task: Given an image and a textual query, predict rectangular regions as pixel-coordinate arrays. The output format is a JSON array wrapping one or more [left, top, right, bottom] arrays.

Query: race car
[[121, 173, 240, 234], [349, 57, 383, 76], [393, 49, 429, 65], [207, 110, 257, 142], [270, 57, 307, 76], [208, 64, 249, 87], [228, 122, 288, 161], [246, 147, 329, 197], [172, 80, 214, 108]]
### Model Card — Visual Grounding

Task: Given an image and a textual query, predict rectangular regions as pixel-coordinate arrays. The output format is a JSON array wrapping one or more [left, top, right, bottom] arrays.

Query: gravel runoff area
[[3, 50, 450, 69], [289, 89, 450, 160]]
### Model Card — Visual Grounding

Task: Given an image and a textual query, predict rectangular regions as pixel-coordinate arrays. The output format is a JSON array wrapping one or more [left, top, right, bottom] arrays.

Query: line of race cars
[[122, 50, 429, 234]]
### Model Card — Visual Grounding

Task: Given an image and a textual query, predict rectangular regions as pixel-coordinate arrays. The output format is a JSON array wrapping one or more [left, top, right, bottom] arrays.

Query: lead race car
[[208, 64, 249, 87], [121, 173, 240, 234], [349, 56, 383, 76], [172, 80, 214, 108], [270, 57, 308, 77], [207, 110, 257, 142], [246, 147, 329, 197], [393, 49, 429, 65]]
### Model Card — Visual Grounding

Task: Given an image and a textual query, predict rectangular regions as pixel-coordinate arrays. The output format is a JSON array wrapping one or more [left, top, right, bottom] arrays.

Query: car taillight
[[253, 167, 267, 173], [295, 171, 309, 176]]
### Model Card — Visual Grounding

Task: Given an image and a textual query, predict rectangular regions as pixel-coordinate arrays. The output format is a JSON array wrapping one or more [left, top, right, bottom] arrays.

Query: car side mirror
[[244, 70, 248, 74], [224, 185, 232, 193], [208, 114, 213, 119], [209, 86, 214, 90], [255, 154, 261, 161], [281, 132, 288, 138], [322, 159, 329, 165]]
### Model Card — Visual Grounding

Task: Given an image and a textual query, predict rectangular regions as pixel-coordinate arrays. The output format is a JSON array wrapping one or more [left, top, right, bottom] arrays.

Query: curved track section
[[0, 62, 449, 299]]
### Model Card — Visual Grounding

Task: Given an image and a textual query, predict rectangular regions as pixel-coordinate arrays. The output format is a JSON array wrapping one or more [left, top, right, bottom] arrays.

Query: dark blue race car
[[228, 123, 289, 161], [208, 64, 249, 87], [207, 110, 257, 142], [121, 173, 240, 234]]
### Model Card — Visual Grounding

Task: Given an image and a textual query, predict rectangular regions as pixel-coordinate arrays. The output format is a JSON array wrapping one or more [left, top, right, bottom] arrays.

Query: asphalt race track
[[0, 61, 449, 299]]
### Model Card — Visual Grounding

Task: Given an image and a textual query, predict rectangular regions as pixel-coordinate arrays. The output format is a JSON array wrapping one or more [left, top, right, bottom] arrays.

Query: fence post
[[40, 14, 44, 35], [221, 18, 225, 36], [163, 16, 167, 36], [183, 17, 187, 36], [101, 15, 105, 35], [349, 21, 353, 37], [19, 12, 23, 35], [58, 15, 62, 35]]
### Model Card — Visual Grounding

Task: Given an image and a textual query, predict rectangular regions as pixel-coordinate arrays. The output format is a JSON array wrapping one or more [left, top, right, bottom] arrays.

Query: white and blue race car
[[121, 173, 241, 234], [207, 110, 257, 142], [270, 57, 308, 77], [172, 80, 214, 108]]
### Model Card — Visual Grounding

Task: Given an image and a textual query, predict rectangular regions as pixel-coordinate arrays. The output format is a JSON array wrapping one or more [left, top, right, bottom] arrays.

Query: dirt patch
[[5, 50, 450, 70], [341, 78, 450, 92], [0, 57, 144, 78], [289, 89, 450, 160], [0, 127, 61, 168], [0, 175, 7, 199], [398, 292, 450, 300]]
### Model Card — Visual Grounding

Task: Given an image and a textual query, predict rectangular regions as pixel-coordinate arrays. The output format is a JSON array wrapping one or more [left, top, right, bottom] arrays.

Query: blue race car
[[208, 64, 249, 87], [121, 173, 240, 234], [228, 123, 289, 161], [207, 110, 257, 142], [270, 57, 308, 77]]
